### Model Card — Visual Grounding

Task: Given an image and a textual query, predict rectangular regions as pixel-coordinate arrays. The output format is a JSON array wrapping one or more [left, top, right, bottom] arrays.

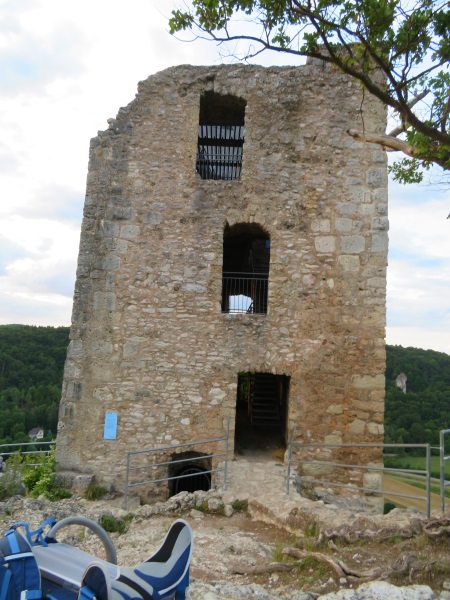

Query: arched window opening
[[222, 223, 270, 314], [197, 92, 246, 180]]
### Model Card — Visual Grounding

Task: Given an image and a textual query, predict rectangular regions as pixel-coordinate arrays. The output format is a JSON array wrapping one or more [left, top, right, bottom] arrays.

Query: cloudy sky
[[0, 0, 449, 354]]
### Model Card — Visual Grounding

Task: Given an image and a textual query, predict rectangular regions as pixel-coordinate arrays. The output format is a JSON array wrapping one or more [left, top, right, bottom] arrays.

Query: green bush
[[22, 448, 71, 501], [99, 514, 132, 534]]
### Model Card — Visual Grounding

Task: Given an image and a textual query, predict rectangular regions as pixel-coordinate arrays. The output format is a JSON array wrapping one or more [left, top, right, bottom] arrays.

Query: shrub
[[99, 514, 131, 534], [22, 448, 71, 501], [231, 499, 248, 512]]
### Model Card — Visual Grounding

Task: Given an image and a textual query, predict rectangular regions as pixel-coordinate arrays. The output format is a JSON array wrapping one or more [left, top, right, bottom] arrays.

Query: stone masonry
[[57, 62, 388, 500]]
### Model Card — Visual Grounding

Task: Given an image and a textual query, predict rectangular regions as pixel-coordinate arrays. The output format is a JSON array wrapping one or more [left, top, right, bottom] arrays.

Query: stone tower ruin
[[57, 62, 388, 499]]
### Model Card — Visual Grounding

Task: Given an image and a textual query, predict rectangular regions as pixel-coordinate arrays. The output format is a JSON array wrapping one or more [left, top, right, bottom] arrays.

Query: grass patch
[[384, 455, 450, 479], [304, 521, 319, 538], [231, 499, 248, 512], [99, 514, 132, 534], [84, 480, 107, 501], [272, 543, 285, 562]]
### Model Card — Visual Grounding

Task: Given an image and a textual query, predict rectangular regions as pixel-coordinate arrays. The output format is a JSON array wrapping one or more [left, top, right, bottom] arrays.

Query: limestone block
[[337, 202, 357, 215], [207, 498, 222, 512], [352, 374, 385, 389], [367, 277, 386, 288], [144, 212, 163, 225], [335, 218, 352, 233], [372, 216, 389, 230], [90, 341, 113, 356], [337, 255, 360, 271], [340, 235, 365, 254], [303, 463, 333, 476], [371, 232, 388, 253], [106, 205, 133, 221], [363, 471, 382, 491], [63, 361, 81, 379], [348, 418, 366, 435], [67, 340, 84, 358], [324, 433, 342, 444], [93, 292, 116, 311], [102, 256, 121, 271], [358, 204, 375, 216], [314, 236, 336, 253], [367, 421, 384, 435], [326, 404, 343, 415], [74, 474, 94, 490], [208, 388, 226, 405], [120, 224, 140, 239], [311, 218, 330, 233], [93, 387, 113, 402], [367, 167, 388, 187], [123, 341, 140, 357]]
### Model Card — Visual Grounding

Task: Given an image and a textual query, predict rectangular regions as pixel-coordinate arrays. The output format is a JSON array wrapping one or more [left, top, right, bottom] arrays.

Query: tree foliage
[[170, 0, 450, 184], [0, 325, 69, 445], [385, 344, 450, 450]]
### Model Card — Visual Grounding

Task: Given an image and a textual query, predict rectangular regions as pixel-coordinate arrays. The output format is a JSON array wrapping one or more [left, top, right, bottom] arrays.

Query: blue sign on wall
[[104, 412, 118, 440]]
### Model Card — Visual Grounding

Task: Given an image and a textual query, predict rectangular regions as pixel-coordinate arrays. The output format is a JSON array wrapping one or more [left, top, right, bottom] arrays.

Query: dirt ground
[[173, 511, 450, 597], [5, 496, 450, 599]]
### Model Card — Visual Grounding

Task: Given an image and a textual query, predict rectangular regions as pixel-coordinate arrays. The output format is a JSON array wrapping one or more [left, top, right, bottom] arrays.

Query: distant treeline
[[0, 325, 69, 445], [0, 325, 449, 449], [385, 345, 450, 450]]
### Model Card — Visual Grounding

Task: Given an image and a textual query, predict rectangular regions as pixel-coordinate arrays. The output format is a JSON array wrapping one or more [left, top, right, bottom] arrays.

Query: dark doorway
[[235, 372, 289, 455]]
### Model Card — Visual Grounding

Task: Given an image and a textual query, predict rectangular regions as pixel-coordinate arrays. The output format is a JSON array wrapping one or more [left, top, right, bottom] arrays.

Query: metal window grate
[[197, 125, 244, 180]]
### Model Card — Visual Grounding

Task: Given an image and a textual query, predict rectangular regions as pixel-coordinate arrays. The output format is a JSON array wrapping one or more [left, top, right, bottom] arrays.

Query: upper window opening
[[222, 223, 270, 314], [197, 92, 246, 181]]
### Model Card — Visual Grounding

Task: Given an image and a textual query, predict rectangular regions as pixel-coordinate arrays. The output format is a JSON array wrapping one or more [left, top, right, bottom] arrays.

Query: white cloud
[[386, 179, 450, 353], [387, 327, 450, 356]]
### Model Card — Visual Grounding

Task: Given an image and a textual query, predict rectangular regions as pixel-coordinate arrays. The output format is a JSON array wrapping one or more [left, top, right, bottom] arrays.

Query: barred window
[[222, 223, 270, 314], [197, 92, 246, 181]]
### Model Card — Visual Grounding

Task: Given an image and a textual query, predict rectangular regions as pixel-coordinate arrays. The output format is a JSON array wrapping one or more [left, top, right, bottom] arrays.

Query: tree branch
[[347, 129, 419, 155]]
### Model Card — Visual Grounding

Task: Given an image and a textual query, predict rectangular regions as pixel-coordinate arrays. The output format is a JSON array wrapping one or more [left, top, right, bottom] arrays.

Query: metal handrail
[[0, 441, 55, 457], [124, 420, 230, 509], [440, 429, 450, 512], [287, 440, 432, 517]]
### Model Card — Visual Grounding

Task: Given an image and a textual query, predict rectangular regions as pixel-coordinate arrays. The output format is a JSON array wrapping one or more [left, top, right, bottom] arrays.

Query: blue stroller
[[0, 516, 193, 600]]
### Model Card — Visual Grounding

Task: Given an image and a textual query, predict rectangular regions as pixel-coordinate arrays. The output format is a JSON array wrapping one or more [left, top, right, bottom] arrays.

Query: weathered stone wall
[[57, 63, 388, 497]]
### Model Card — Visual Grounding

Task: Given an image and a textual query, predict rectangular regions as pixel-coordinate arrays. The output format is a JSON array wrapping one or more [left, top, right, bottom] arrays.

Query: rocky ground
[[2, 487, 450, 600]]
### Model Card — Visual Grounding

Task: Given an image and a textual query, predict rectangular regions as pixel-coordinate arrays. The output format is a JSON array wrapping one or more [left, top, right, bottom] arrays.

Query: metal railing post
[[124, 452, 131, 510], [286, 434, 293, 495], [426, 444, 431, 518], [223, 418, 230, 490], [440, 430, 445, 513]]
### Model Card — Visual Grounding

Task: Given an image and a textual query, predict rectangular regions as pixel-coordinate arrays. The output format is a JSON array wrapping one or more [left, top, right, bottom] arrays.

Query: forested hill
[[0, 325, 70, 444], [0, 325, 449, 447], [385, 345, 450, 448]]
